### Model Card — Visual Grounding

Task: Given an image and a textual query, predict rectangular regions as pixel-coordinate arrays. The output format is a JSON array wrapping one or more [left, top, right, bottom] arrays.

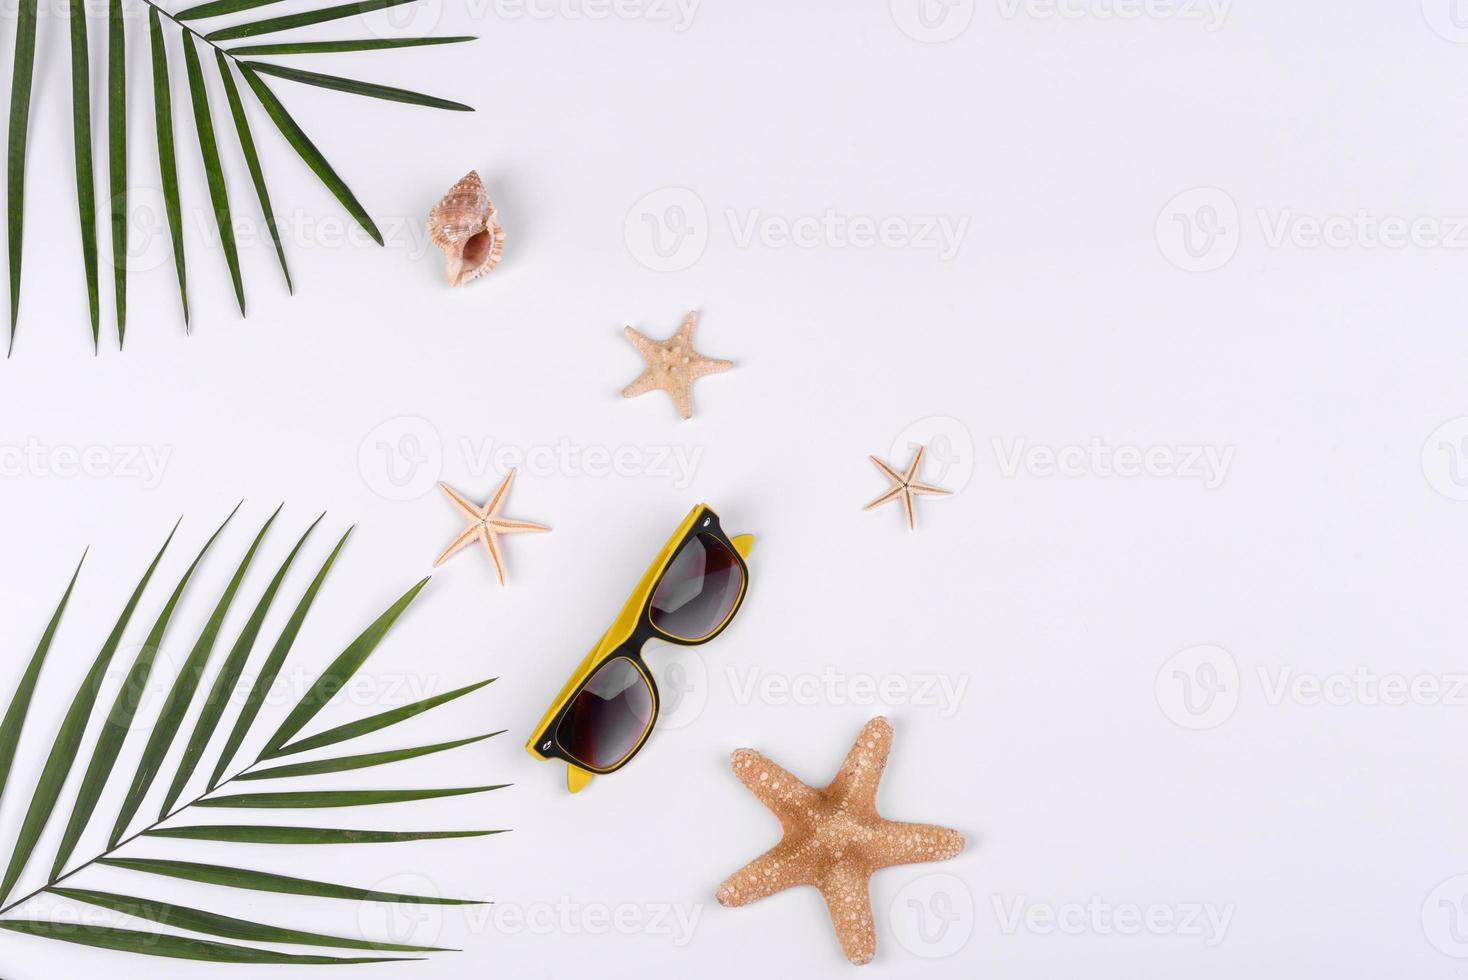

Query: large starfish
[[433, 470, 550, 585], [716, 717, 965, 965], [621, 311, 733, 420], [864, 444, 952, 530]]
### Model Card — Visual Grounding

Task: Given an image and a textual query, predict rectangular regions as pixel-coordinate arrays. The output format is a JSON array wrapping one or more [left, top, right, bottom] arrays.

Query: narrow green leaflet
[[148, 8, 189, 327], [6, 0, 39, 349], [0, 920, 407, 964], [206, 526, 349, 789], [238, 69, 382, 244], [107, 0, 126, 346], [110, 507, 279, 848], [238, 732, 501, 780], [181, 33, 245, 316], [197, 785, 509, 809], [228, 37, 475, 56], [66, 0, 100, 348], [257, 577, 429, 758], [99, 857, 483, 904], [216, 53, 291, 291], [51, 507, 236, 880], [242, 62, 472, 111], [0, 523, 178, 904], [145, 825, 505, 844], [206, 0, 417, 41], [178, 0, 289, 19], [0, 555, 84, 810], [161, 516, 323, 816], [268, 677, 495, 758], [51, 888, 449, 952]]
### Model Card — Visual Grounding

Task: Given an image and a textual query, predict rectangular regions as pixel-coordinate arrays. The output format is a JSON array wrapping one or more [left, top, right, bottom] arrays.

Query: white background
[[0, 0, 1466, 977]]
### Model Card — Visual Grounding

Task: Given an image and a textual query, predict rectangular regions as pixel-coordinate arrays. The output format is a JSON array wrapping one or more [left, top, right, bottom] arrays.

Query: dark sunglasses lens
[[650, 532, 744, 640], [556, 657, 654, 770]]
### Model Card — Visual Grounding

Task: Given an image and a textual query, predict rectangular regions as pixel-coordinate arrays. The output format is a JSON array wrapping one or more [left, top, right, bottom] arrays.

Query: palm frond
[[5, 0, 475, 349], [0, 510, 505, 963]]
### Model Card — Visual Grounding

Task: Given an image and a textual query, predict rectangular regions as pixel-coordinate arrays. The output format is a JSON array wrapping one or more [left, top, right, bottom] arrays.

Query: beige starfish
[[863, 445, 952, 530], [716, 717, 965, 965], [621, 311, 733, 420], [434, 470, 549, 585]]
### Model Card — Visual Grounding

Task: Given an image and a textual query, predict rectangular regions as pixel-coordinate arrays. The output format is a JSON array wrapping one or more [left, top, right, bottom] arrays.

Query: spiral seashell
[[428, 170, 504, 286]]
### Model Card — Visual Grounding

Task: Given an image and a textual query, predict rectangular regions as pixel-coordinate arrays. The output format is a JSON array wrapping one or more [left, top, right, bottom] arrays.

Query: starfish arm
[[869, 455, 905, 484], [672, 383, 694, 420], [907, 482, 954, 497], [686, 356, 733, 380], [437, 482, 486, 520], [675, 310, 699, 343], [902, 445, 927, 483], [489, 518, 551, 534], [730, 748, 821, 822], [863, 486, 904, 511], [816, 862, 878, 966], [481, 526, 507, 586], [433, 524, 482, 567], [623, 325, 659, 358], [902, 487, 917, 530], [826, 717, 893, 810], [869, 819, 966, 869], [715, 838, 814, 908], [622, 371, 660, 398], [485, 468, 516, 516]]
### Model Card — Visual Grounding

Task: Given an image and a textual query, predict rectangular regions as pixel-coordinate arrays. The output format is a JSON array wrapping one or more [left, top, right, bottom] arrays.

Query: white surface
[[0, 1, 1465, 977]]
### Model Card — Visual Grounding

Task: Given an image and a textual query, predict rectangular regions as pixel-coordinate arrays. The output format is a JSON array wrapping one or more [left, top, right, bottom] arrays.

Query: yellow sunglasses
[[526, 504, 753, 792]]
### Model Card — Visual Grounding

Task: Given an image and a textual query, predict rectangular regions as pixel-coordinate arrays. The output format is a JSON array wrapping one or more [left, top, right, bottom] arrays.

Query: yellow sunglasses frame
[[525, 503, 753, 793]]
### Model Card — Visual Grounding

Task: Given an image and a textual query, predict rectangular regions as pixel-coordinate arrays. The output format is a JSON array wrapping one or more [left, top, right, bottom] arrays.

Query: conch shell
[[428, 170, 504, 286]]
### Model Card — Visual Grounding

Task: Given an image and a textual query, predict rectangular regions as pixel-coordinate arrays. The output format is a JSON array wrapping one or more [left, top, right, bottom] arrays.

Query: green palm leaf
[[241, 62, 472, 111], [6, 0, 39, 350], [179, 0, 290, 19], [228, 36, 475, 55], [181, 33, 244, 316], [148, 7, 189, 328], [0, 919, 409, 964], [98, 857, 483, 904], [52, 508, 236, 879], [66, 0, 100, 348], [206, 0, 417, 41], [111, 506, 279, 848], [257, 577, 429, 757], [107, 0, 125, 346], [0, 522, 178, 903], [216, 53, 292, 292], [205, 525, 349, 789], [238, 731, 502, 780], [0, 554, 85, 810], [267, 677, 495, 758], [238, 68, 382, 244], [197, 785, 510, 808], [145, 825, 505, 844], [52, 888, 449, 952], [162, 516, 325, 814]]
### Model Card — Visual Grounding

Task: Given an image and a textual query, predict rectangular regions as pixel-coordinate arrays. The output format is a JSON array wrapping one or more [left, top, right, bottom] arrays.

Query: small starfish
[[621, 311, 733, 420], [716, 717, 965, 965], [434, 470, 549, 585], [863, 445, 952, 530]]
